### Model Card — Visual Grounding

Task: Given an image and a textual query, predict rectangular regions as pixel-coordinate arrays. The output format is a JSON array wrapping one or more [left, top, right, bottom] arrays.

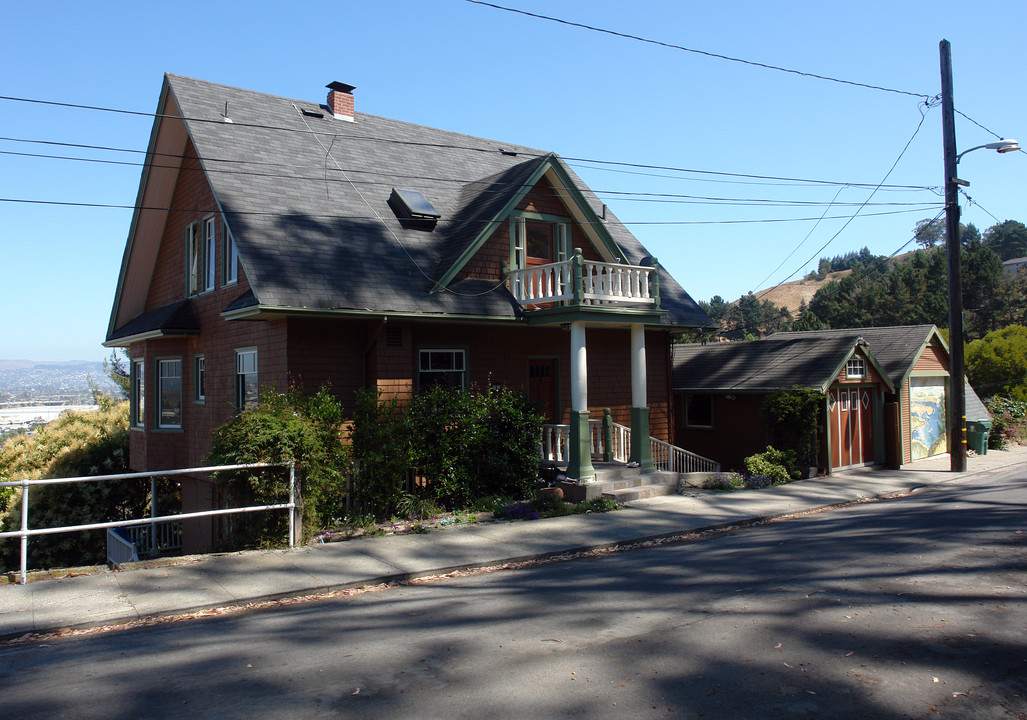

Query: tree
[[965, 325, 1027, 401], [103, 349, 130, 399], [983, 220, 1027, 261], [914, 218, 945, 249]]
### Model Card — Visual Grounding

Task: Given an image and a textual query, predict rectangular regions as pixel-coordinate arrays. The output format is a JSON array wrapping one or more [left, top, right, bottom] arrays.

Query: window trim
[[130, 359, 145, 429], [509, 211, 571, 270], [186, 216, 217, 296], [222, 223, 238, 286], [417, 347, 467, 392], [846, 357, 866, 379], [235, 347, 258, 410], [156, 357, 183, 430], [193, 354, 206, 404]]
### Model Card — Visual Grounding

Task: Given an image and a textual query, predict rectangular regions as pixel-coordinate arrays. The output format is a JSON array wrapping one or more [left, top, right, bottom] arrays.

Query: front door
[[528, 358, 558, 424], [829, 387, 874, 469]]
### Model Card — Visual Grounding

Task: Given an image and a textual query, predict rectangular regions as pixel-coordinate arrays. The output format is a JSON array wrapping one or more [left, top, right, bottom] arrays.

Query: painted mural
[[910, 377, 947, 460]]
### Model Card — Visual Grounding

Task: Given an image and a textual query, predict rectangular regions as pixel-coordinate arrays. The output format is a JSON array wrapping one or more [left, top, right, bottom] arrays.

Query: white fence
[[0, 462, 295, 585]]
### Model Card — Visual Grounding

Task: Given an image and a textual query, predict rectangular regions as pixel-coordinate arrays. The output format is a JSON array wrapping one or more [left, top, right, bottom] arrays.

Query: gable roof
[[765, 325, 945, 388], [108, 74, 709, 337], [672, 333, 893, 393]]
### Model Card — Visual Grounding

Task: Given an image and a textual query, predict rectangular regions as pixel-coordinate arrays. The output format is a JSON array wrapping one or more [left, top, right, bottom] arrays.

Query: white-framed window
[[194, 355, 206, 403], [235, 348, 258, 409], [418, 348, 466, 391], [131, 359, 145, 429], [223, 225, 238, 286], [684, 394, 714, 428], [187, 217, 216, 295], [846, 357, 866, 379], [510, 212, 570, 270], [157, 358, 182, 429]]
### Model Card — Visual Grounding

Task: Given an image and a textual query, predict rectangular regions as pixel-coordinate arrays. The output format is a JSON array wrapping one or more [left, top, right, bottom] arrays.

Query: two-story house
[[105, 75, 713, 549]]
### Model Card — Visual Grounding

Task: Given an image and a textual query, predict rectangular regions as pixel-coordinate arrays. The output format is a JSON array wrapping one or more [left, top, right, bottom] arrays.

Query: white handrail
[[0, 462, 296, 585]]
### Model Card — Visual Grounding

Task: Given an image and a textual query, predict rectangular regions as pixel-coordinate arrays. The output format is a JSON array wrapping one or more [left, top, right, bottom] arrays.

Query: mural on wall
[[910, 377, 947, 460]]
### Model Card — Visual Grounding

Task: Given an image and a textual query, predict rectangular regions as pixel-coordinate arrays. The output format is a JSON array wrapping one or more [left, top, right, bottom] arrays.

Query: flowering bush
[[700, 472, 744, 491]]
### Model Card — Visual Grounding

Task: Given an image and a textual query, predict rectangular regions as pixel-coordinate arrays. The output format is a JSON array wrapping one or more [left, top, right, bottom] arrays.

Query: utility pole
[[940, 39, 966, 472]]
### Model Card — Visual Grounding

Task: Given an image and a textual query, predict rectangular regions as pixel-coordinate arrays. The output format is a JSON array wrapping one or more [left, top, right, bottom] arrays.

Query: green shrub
[[352, 385, 542, 517], [986, 395, 1027, 449], [743, 446, 798, 484], [350, 389, 413, 518], [207, 386, 349, 547]]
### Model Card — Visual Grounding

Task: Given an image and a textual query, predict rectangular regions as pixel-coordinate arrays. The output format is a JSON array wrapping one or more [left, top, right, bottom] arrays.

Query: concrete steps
[[555, 463, 683, 503]]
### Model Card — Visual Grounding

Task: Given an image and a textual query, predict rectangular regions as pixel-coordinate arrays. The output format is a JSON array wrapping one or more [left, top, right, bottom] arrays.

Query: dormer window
[[846, 357, 866, 379]]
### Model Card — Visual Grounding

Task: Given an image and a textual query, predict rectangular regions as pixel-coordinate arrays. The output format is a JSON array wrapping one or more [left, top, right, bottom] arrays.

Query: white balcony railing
[[507, 251, 659, 308]]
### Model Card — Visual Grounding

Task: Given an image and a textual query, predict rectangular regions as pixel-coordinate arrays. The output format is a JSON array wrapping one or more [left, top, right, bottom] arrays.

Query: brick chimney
[[326, 81, 356, 122]]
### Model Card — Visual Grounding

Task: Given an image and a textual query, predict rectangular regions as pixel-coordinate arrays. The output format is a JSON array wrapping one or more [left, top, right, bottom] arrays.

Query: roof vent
[[389, 188, 441, 229]]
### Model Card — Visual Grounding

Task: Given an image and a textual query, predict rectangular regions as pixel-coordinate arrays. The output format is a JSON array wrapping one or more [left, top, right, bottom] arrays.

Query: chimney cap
[[326, 81, 356, 94]]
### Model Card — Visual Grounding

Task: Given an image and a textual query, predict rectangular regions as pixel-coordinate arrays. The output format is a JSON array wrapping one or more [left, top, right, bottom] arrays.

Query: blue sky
[[2, 0, 1024, 361]]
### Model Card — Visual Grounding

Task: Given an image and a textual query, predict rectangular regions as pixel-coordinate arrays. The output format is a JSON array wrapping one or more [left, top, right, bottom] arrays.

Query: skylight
[[390, 189, 441, 220]]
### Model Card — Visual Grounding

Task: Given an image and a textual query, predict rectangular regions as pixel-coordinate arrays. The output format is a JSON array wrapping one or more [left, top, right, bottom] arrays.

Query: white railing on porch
[[540, 419, 719, 474], [508, 257, 658, 307]]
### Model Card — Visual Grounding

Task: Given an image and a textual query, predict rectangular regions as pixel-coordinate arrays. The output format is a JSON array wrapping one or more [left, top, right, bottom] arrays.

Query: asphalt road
[[1, 468, 1025, 719]]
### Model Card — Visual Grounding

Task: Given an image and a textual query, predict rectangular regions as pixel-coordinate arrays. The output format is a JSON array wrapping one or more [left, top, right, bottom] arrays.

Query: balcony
[[506, 250, 660, 311]]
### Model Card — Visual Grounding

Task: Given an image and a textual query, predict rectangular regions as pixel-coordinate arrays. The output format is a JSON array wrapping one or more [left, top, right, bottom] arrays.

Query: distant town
[[0, 360, 121, 438]]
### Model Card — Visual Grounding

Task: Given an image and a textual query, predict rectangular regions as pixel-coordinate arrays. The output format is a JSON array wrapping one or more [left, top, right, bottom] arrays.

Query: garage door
[[910, 377, 947, 460]]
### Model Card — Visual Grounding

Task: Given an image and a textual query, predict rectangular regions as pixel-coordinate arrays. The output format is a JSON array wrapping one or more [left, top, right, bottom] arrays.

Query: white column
[[570, 321, 587, 412], [631, 324, 646, 408]]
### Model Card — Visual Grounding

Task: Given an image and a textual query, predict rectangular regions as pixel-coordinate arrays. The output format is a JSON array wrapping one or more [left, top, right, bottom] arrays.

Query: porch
[[539, 412, 720, 502]]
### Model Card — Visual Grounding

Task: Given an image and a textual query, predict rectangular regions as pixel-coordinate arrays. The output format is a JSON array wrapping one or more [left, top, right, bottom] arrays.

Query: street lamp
[[940, 39, 1018, 473], [956, 139, 1021, 163]]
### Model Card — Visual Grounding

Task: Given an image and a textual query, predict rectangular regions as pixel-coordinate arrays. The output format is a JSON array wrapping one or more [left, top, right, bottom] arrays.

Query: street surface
[[1, 468, 1025, 719]]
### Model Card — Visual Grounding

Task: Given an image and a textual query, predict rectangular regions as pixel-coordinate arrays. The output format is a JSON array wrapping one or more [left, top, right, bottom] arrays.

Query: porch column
[[567, 321, 595, 482], [628, 324, 655, 472]]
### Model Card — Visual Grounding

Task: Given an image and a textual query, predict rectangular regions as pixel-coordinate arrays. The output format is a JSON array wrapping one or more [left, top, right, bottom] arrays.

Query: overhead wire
[[463, 0, 931, 100]]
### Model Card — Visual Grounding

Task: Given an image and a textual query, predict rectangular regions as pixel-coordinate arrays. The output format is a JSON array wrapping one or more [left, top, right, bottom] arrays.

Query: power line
[[0, 148, 939, 209], [0, 133, 938, 192], [464, 0, 930, 100], [752, 101, 935, 302], [0, 197, 936, 228]]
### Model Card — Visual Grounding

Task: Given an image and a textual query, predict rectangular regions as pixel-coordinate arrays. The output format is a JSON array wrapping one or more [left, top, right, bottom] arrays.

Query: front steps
[[555, 462, 698, 503]]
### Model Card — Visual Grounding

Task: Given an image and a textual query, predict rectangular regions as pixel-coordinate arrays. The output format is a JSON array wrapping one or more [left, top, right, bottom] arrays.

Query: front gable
[[433, 155, 627, 292]]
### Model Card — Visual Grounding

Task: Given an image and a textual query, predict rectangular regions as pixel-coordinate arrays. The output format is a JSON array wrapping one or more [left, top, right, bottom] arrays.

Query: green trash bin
[[965, 420, 991, 455]]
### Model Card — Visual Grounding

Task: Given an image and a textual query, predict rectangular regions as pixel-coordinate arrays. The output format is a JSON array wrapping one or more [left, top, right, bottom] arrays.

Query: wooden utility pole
[[940, 39, 967, 472]]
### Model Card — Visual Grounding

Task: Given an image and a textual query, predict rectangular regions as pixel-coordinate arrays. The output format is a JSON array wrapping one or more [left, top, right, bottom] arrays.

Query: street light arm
[[955, 139, 1020, 163]]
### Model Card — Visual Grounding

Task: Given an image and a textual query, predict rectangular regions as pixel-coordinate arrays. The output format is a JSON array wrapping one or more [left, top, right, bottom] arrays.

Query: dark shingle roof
[[673, 333, 862, 391], [166, 74, 709, 326], [107, 300, 200, 341], [765, 325, 942, 386]]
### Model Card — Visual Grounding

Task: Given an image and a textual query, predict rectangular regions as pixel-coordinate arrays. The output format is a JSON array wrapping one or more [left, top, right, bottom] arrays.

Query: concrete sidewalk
[[2, 447, 1025, 640]]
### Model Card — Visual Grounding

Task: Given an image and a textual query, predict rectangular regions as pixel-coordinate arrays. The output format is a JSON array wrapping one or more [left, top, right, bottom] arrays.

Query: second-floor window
[[223, 226, 238, 286], [510, 213, 570, 270], [187, 217, 216, 295]]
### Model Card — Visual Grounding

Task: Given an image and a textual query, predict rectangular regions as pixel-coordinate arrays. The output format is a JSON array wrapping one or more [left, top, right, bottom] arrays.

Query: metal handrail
[[0, 461, 296, 585]]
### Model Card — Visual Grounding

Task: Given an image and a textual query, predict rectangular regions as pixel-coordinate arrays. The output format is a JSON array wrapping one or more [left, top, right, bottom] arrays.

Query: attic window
[[389, 188, 440, 229], [846, 357, 866, 379]]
